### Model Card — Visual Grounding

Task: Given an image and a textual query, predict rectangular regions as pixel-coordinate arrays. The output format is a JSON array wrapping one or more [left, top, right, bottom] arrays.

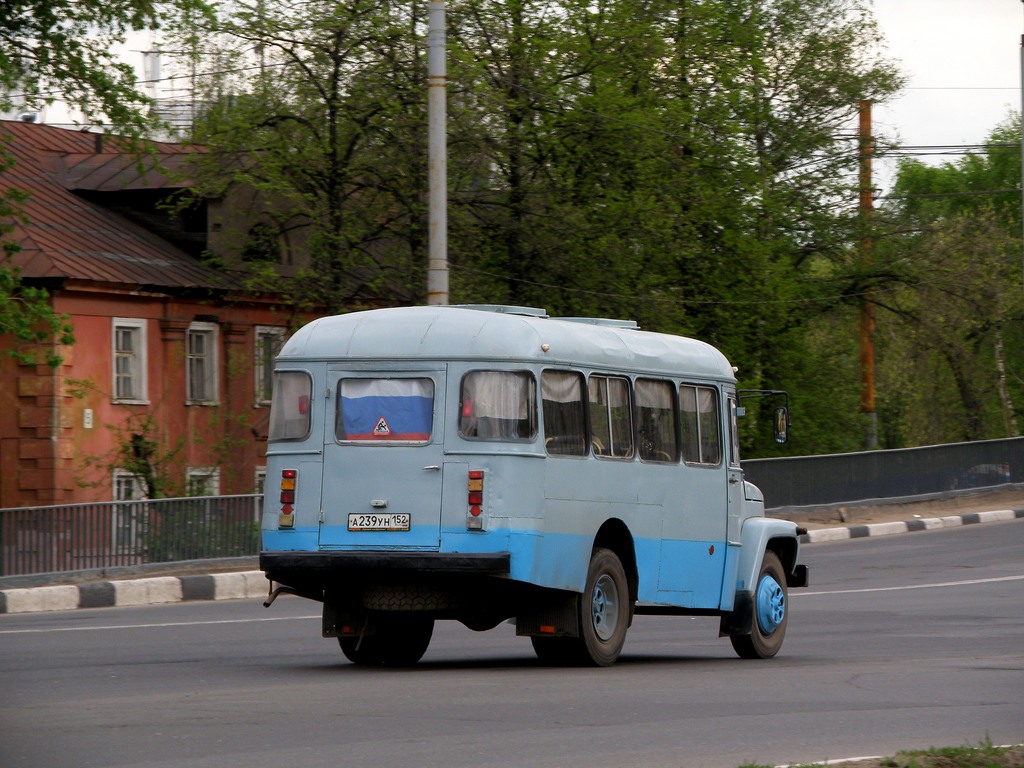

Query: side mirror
[[773, 407, 788, 444]]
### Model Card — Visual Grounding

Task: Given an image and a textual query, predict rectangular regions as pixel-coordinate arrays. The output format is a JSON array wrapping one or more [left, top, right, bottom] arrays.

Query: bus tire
[[530, 636, 576, 665], [579, 547, 630, 666], [730, 551, 788, 660], [339, 615, 435, 666]]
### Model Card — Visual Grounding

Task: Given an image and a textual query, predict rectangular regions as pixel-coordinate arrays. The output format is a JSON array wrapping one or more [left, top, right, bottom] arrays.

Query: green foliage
[[170, 0, 427, 312], [0, 0, 212, 134], [74, 410, 188, 499], [142, 502, 259, 563], [877, 117, 1023, 445], [165, 0, 907, 456]]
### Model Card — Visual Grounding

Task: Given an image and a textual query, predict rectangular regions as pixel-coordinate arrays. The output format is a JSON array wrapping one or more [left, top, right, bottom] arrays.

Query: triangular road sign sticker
[[373, 416, 391, 436]]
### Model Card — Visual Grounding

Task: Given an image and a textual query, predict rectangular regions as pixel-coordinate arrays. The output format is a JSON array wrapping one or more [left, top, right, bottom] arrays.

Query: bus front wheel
[[730, 551, 788, 659]]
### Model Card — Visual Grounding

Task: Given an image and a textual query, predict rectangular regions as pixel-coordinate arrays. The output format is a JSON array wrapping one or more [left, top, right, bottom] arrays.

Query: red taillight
[[467, 470, 485, 530], [279, 469, 297, 528]]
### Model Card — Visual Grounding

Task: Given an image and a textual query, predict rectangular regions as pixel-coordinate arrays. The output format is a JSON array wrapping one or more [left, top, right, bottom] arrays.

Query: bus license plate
[[348, 513, 411, 532]]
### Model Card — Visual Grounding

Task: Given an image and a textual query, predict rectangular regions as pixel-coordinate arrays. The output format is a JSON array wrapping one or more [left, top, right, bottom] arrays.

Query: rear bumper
[[260, 550, 510, 578]]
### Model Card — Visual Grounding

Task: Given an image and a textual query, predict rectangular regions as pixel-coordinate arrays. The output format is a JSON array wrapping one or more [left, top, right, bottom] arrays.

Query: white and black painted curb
[[0, 570, 268, 615], [2, 509, 1022, 615], [799, 507, 1024, 544]]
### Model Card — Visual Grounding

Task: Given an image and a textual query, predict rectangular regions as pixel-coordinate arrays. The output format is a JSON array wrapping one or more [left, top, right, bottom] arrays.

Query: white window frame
[[186, 321, 220, 405], [112, 318, 148, 404], [254, 326, 286, 406], [254, 466, 267, 521], [186, 466, 220, 497], [112, 469, 146, 550]]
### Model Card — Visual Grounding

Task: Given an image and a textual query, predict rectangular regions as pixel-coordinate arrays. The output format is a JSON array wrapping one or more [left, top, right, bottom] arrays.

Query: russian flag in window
[[339, 379, 434, 441]]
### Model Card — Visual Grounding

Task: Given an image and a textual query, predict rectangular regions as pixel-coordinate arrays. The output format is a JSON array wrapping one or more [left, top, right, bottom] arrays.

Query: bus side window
[[589, 375, 634, 459], [541, 370, 587, 456], [459, 371, 537, 441], [636, 379, 678, 463], [680, 384, 722, 465]]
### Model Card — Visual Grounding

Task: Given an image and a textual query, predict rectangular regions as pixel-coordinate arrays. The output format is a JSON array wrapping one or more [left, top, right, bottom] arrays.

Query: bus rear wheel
[[531, 547, 630, 667], [339, 615, 434, 666], [730, 551, 788, 659], [580, 548, 629, 666]]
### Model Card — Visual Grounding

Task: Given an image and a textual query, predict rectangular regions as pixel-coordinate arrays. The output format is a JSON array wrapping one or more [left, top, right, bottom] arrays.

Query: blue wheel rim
[[756, 574, 785, 635]]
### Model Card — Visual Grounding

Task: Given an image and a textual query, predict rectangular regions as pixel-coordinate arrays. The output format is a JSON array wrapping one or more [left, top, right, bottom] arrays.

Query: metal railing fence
[[742, 437, 1023, 511], [3, 439, 1021, 578], [0, 495, 261, 578]]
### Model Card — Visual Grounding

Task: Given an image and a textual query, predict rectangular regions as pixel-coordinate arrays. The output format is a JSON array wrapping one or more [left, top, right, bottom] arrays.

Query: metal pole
[[427, 1, 449, 305], [1019, 6, 1024, 299]]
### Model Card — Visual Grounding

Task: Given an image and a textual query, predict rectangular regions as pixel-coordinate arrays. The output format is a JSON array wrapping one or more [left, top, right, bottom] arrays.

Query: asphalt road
[[0, 520, 1021, 768]]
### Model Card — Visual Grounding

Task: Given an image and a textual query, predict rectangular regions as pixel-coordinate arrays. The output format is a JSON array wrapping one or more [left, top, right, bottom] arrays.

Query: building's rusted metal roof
[[0, 120, 229, 291]]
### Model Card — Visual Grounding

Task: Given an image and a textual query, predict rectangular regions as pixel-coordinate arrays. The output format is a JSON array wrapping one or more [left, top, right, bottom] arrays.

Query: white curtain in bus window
[[269, 371, 312, 441], [459, 371, 537, 440], [338, 378, 434, 441], [635, 379, 678, 462], [680, 385, 721, 465], [589, 375, 634, 458], [541, 370, 586, 455]]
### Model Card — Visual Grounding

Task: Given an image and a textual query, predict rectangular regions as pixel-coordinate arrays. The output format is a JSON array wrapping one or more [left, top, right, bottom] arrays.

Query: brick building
[[0, 120, 317, 507]]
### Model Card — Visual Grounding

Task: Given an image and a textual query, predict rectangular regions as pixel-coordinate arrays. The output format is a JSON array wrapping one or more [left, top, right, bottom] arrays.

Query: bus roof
[[278, 306, 736, 381]]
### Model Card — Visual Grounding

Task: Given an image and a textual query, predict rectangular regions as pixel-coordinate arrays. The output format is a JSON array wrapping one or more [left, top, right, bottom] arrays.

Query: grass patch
[[740, 740, 1024, 768]]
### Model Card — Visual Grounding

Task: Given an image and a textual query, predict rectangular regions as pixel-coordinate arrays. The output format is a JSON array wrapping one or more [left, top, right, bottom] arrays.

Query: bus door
[[318, 370, 446, 551], [726, 393, 744, 545], [658, 384, 728, 604]]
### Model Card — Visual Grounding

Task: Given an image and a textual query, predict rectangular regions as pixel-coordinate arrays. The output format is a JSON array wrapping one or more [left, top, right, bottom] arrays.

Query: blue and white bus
[[260, 305, 808, 666]]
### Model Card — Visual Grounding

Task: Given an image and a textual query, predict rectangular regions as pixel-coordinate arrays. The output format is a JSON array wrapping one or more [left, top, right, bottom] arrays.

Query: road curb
[[800, 507, 1024, 544], [0, 570, 267, 615]]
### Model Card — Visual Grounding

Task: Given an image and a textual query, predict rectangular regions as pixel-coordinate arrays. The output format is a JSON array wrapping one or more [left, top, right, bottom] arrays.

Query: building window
[[187, 322, 219, 405], [254, 466, 266, 521], [186, 467, 220, 496], [112, 470, 146, 551], [112, 318, 147, 403], [254, 326, 286, 406]]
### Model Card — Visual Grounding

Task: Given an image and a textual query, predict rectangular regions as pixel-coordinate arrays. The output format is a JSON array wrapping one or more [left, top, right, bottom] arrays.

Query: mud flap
[[718, 590, 752, 637]]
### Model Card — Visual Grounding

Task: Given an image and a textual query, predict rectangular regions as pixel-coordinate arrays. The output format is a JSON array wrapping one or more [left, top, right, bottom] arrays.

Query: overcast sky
[[871, 0, 1023, 190]]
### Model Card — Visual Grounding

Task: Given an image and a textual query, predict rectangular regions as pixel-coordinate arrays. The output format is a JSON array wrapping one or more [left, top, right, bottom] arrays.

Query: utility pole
[[859, 99, 878, 450], [426, 1, 449, 305], [1020, 4, 1024, 300]]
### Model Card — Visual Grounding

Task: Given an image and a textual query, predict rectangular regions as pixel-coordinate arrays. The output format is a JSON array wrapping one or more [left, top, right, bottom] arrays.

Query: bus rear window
[[268, 371, 312, 441], [459, 371, 537, 441], [337, 378, 434, 442]]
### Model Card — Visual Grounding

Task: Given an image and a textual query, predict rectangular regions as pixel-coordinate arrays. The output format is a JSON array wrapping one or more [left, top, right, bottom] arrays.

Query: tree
[[875, 115, 1023, 444], [167, 0, 903, 456], [167, 0, 428, 312], [447, 0, 903, 455]]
